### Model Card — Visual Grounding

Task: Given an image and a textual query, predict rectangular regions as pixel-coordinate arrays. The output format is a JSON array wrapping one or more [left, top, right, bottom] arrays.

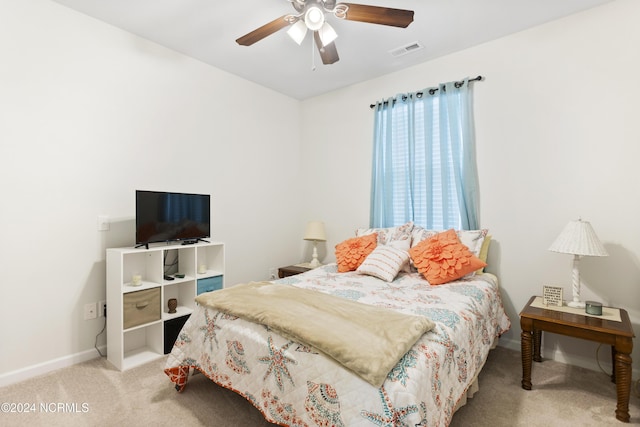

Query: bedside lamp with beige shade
[[548, 218, 608, 308], [303, 221, 326, 268]]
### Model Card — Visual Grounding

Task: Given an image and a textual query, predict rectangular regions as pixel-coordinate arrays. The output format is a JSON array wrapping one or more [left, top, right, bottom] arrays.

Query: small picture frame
[[543, 285, 563, 307]]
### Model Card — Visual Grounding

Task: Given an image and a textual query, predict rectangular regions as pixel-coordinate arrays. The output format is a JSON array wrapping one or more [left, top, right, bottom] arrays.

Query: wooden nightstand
[[520, 295, 634, 422], [278, 265, 312, 278]]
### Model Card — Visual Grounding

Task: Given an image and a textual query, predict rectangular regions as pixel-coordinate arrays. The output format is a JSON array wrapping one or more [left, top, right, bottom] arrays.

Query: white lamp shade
[[318, 22, 337, 46], [287, 20, 308, 45], [304, 221, 326, 241], [548, 219, 608, 257], [304, 6, 325, 31]]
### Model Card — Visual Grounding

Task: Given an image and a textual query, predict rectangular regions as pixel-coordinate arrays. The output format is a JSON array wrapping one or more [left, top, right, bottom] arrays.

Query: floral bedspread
[[164, 264, 511, 427]]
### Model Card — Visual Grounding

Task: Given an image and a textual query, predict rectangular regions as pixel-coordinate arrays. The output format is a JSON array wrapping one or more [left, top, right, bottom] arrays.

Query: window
[[370, 78, 479, 230]]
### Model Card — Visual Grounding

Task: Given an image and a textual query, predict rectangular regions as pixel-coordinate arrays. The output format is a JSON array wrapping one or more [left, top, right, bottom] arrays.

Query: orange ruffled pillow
[[409, 229, 487, 285], [335, 233, 378, 273]]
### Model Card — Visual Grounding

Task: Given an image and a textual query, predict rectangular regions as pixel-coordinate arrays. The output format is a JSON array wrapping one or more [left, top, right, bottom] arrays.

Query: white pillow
[[456, 229, 488, 258], [356, 245, 410, 282], [410, 226, 438, 248], [356, 221, 414, 246]]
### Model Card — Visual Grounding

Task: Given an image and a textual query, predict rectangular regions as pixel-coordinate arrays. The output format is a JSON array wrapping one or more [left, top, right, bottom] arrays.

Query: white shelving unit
[[106, 241, 224, 371]]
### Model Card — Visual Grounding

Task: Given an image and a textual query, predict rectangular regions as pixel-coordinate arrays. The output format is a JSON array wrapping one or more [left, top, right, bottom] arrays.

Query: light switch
[[97, 215, 110, 231]]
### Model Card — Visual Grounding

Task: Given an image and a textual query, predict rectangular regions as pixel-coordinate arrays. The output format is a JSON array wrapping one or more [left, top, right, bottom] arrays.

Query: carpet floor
[[1, 345, 638, 426]]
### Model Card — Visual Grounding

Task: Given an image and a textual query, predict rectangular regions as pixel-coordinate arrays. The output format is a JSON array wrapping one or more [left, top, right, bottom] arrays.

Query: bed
[[164, 225, 511, 426]]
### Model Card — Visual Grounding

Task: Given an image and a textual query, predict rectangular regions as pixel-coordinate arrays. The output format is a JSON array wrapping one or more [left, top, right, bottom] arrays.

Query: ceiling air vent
[[389, 41, 424, 58]]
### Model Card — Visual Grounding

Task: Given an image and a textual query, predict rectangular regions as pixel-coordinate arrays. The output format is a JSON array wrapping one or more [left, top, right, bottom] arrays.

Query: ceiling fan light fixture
[[287, 19, 308, 45], [318, 22, 337, 47], [235, 1, 415, 68], [304, 6, 325, 31]]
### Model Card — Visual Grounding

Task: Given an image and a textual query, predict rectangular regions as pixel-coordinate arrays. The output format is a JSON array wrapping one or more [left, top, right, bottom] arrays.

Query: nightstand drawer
[[197, 276, 223, 294]]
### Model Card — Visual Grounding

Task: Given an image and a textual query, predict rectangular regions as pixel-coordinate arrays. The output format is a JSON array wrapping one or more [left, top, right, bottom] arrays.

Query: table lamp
[[548, 219, 608, 308], [304, 221, 326, 268]]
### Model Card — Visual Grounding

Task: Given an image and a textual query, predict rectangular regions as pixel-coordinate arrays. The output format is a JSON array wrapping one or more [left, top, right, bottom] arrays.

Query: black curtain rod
[[369, 75, 483, 109]]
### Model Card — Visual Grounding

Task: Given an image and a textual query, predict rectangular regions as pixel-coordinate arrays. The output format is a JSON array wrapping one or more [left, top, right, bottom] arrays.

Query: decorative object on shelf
[[542, 285, 563, 307], [198, 264, 207, 274], [168, 298, 178, 314], [548, 218, 608, 309], [585, 300, 603, 316], [304, 221, 327, 268], [131, 274, 142, 286]]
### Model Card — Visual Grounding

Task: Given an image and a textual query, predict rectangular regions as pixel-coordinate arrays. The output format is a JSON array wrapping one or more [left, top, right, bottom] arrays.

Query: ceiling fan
[[236, 0, 414, 65]]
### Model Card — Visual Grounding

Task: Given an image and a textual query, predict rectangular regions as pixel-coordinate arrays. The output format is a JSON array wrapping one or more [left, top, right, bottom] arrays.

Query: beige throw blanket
[[195, 281, 435, 387]]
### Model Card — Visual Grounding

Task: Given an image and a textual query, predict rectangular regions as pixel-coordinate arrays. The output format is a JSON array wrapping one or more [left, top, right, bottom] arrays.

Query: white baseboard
[[497, 336, 520, 352], [0, 346, 106, 388], [496, 338, 640, 380]]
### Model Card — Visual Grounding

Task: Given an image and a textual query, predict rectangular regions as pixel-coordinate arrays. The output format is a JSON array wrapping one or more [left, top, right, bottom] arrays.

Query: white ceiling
[[51, 0, 613, 100]]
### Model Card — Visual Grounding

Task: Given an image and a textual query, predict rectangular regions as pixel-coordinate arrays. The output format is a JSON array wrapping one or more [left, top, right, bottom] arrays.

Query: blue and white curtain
[[370, 78, 479, 230]]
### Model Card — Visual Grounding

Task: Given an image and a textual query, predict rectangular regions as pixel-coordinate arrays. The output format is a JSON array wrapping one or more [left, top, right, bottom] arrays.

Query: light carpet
[[0, 346, 638, 426]]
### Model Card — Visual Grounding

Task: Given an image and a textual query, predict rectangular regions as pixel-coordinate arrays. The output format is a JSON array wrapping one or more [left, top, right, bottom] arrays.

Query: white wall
[[301, 0, 640, 375], [0, 0, 305, 381]]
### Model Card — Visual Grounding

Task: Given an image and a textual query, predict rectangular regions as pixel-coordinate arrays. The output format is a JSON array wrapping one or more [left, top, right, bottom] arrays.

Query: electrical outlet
[[269, 267, 278, 280], [99, 300, 106, 318], [84, 302, 97, 320]]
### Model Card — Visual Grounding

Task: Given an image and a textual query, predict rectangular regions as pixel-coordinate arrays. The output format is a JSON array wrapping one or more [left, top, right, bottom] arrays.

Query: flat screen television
[[135, 190, 210, 248]]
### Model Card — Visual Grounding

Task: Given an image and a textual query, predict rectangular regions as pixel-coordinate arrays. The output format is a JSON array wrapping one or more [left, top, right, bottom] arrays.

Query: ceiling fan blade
[[338, 3, 414, 28], [314, 32, 339, 65], [236, 15, 291, 46]]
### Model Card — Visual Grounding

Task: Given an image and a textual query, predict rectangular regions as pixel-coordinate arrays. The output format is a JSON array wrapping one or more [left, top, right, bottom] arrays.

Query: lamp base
[[308, 242, 322, 269], [567, 300, 585, 309], [308, 258, 321, 269]]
